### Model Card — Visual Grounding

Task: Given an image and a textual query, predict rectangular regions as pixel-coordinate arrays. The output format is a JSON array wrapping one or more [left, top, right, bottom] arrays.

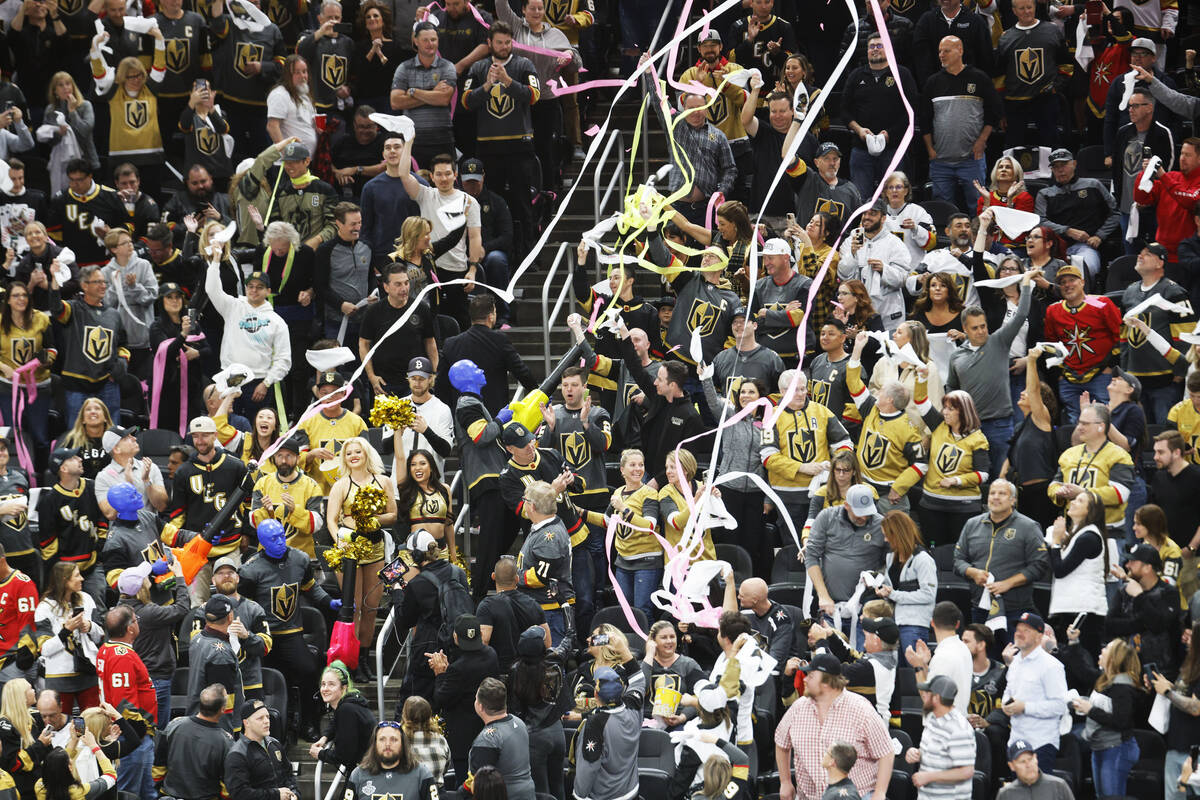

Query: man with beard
[[789, 141, 861, 228], [1107, 544, 1181, 677], [741, 84, 814, 231], [680, 31, 750, 201], [729, 0, 796, 90], [360, 137, 422, 270], [907, 212, 980, 304], [37, 448, 106, 603], [249, 436, 324, 558], [187, 556, 272, 702], [962, 624, 1007, 733], [345, 720, 438, 800], [161, 416, 249, 604], [750, 238, 813, 365], [163, 165, 232, 246], [297, 1, 354, 114], [805, 613, 899, 720], [842, 32, 919, 196], [398, 357, 455, 473], [390, 22, 457, 168], [837, 199, 910, 332], [143, 223, 195, 296], [775, 652, 894, 800]]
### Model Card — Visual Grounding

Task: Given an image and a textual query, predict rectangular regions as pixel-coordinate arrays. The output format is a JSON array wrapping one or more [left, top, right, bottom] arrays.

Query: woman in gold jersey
[[395, 431, 455, 563], [0, 283, 54, 469], [609, 449, 661, 620], [94, 43, 167, 198], [657, 449, 717, 564], [326, 437, 397, 669]]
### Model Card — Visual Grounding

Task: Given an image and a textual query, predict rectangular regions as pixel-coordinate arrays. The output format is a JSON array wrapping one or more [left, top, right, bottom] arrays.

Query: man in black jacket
[[460, 158, 515, 326], [435, 295, 539, 413], [911, 0, 992, 84], [224, 700, 298, 800], [1108, 544, 1181, 677], [432, 613, 500, 782]]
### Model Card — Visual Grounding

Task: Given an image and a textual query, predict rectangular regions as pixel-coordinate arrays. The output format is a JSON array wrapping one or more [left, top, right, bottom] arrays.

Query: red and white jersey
[[96, 641, 157, 724], [0, 570, 38, 661]]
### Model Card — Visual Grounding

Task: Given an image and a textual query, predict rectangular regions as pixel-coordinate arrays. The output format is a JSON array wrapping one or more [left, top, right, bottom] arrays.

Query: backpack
[[424, 563, 475, 649]]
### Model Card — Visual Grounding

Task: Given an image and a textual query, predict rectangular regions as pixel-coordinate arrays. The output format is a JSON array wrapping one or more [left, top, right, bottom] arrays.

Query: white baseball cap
[[762, 238, 791, 257]]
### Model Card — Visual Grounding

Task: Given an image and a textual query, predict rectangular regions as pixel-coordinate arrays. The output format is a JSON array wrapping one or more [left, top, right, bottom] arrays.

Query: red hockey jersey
[[96, 641, 157, 724], [1045, 296, 1122, 383]]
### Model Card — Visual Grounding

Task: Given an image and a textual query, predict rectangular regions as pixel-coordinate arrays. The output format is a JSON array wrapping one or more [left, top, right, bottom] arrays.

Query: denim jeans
[[1092, 736, 1140, 798], [1059, 372, 1111, 424], [545, 607, 567, 647], [0, 383, 50, 459], [116, 733, 155, 799], [152, 677, 171, 728], [1033, 743, 1058, 777], [614, 567, 663, 620], [929, 157, 987, 211], [65, 381, 122, 429], [898, 625, 929, 668], [1067, 243, 1102, 282], [980, 417, 1014, 482], [849, 146, 900, 199], [1144, 381, 1183, 425], [1166, 748, 1190, 800], [1122, 475, 1148, 556], [572, 540, 597, 632]]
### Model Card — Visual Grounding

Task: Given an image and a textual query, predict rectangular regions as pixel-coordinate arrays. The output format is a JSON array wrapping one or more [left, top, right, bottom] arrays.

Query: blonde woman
[[0, 678, 53, 799], [325, 437, 397, 671], [0, 282, 54, 463], [1064, 636, 1145, 798], [869, 320, 943, 432], [657, 448, 717, 564], [42, 72, 98, 191], [195, 218, 244, 297], [567, 624, 645, 721], [61, 398, 113, 480], [609, 448, 661, 619], [93, 41, 167, 197], [392, 216, 443, 319]]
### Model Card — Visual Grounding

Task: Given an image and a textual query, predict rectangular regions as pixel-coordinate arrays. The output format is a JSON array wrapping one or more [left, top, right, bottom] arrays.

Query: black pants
[[479, 149, 538, 260], [264, 631, 321, 725], [470, 488, 521, 603], [917, 504, 978, 548], [6, 552, 40, 589], [531, 97, 562, 189], [717, 487, 771, 580], [222, 98, 272, 162], [412, 136, 455, 171], [156, 94, 189, 162]]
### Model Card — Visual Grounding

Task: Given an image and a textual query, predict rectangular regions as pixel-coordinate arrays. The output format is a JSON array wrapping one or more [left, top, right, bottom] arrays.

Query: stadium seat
[[262, 667, 290, 743], [301, 605, 328, 658], [170, 667, 189, 720], [1129, 728, 1166, 800], [887, 769, 915, 800], [137, 428, 184, 472], [890, 728, 915, 774], [1075, 144, 1108, 182], [931, 543, 957, 573], [1104, 255, 1138, 297], [771, 544, 806, 584], [715, 543, 753, 585], [1054, 733, 1082, 792], [922, 200, 960, 232], [767, 582, 807, 609], [590, 605, 648, 641], [637, 728, 675, 774]]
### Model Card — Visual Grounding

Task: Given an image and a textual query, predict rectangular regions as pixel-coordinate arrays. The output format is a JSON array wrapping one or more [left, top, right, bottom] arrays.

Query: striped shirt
[[916, 708, 975, 800], [774, 689, 892, 799]]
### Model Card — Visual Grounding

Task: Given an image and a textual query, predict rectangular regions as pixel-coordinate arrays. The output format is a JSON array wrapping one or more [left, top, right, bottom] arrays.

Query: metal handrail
[[592, 129, 626, 223], [313, 762, 346, 800], [539, 241, 573, 370], [641, 7, 676, 181]]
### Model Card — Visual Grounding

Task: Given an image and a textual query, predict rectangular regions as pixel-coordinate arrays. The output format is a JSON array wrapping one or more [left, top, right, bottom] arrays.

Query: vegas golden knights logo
[[487, 84, 515, 118], [235, 42, 265, 79], [322, 54, 347, 89], [1016, 48, 1044, 84], [196, 126, 219, 155], [83, 326, 113, 364], [1125, 313, 1150, 347], [9, 338, 32, 365], [653, 673, 682, 693], [687, 299, 719, 338], [140, 542, 166, 564], [861, 429, 890, 470], [814, 198, 846, 221], [1, 496, 26, 531], [266, 0, 292, 28], [271, 582, 299, 620], [808, 378, 830, 408], [623, 381, 640, 406], [546, 0, 569, 22], [1067, 467, 1098, 489], [890, 0, 915, 12], [935, 443, 963, 475], [59, 0, 83, 15], [786, 429, 816, 462], [165, 39, 190, 73], [125, 100, 149, 130], [708, 94, 729, 125], [560, 431, 589, 467]]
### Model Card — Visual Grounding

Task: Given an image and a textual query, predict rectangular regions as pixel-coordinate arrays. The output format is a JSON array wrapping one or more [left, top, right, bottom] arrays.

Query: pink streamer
[[151, 334, 205, 437], [10, 359, 38, 479], [704, 191, 724, 230]]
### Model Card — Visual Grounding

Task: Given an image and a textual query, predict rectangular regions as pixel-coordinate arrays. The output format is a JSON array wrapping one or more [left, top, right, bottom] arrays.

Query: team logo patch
[[786, 428, 816, 462], [83, 326, 113, 364], [59, 0, 83, 15], [560, 431, 590, 467], [165, 39, 190, 73], [196, 126, 220, 155], [271, 582, 298, 620], [322, 53, 347, 88], [861, 428, 890, 470], [546, 0, 569, 22], [235, 42, 265, 79], [1066, 466, 1098, 489], [935, 442, 963, 475], [814, 198, 846, 220], [707, 93, 729, 125], [124, 100, 150, 130], [9, 338, 32, 365], [1015, 47, 1044, 84], [687, 299, 719, 338], [966, 82, 976, 93], [808, 378, 830, 408], [487, 84, 514, 118]]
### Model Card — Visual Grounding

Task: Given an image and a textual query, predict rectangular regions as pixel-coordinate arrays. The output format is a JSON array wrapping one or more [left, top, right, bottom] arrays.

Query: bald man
[[724, 576, 795, 665]]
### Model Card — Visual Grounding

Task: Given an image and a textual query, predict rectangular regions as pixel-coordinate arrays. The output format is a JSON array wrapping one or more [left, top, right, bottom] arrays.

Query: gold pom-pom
[[349, 483, 388, 532], [323, 546, 344, 571], [370, 394, 416, 430], [323, 535, 378, 570]]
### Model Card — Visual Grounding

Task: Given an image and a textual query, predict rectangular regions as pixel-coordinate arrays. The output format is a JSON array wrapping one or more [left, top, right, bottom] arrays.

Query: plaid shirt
[[799, 246, 841, 334], [774, 689, 892, 799], [409, 730, 451, 785], [666, 118, 736, 198]]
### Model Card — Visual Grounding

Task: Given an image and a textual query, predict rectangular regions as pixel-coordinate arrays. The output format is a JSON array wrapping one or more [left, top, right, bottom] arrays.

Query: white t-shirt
[[266, 86, 318, 155], [415, 184, 481, 274], [927, 634, 974, 716]]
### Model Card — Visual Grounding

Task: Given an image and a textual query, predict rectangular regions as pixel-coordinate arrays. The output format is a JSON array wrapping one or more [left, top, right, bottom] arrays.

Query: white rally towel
[[990, 206, 1042, 240], [1118, 70, 1138, 111], [1123, 293, 1193, 321], [368, 112, 416, 142], [1138, 156, 1163, 193]]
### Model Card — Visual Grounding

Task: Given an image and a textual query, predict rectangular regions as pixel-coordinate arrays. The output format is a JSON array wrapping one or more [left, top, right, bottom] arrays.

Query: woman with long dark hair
[[877, 511, 937, 665], [1132, 504, 1185, 593], [507, 626, 569, 800], [400, 696, 449, 786], [350, 1, 406, 111], [1047, 491, 1110, 654], [805, 450, 876, 538], [789, 211, 839, 332], [1001, 348, 1060, 528], [35, 563, 102, 713], [394, 437, 455, 563], [909, 272, 964, 335], [671, 201, 756, 297], [833, 279, 883, 375], [1024, 224, 1067, 299], [231, 408, 281, 476], [149, 282, 209, 432], [913, 366, 991, 546], [33, 736, 116, 800], [641, 620, 706, 729], [1064, 636, 1144, 798]]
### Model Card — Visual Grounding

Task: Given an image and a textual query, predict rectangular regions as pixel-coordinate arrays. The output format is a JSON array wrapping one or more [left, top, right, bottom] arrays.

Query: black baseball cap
[[460, 158, 484, 182], [240, 699, 268, 721], [246, 271, 271, 289], [204, 595, 234, 622], [275, 434, 306, 454], [502, 421, 535, 448], [1144, 242, 1169, 261], [454, 614, 484, 651], [316, 371, 347, 388], [861, 616, 900, 645], [801, 652, 843, 676], [49, 447, 80, 473], [159, 282, 185, 298], [408, 356, 435, 377], [1127, 543, 1163, 571]]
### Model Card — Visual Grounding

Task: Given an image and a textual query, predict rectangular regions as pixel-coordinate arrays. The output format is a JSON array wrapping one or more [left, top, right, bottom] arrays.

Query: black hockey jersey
[[37, 480, 106, 570], [237, 548, 333, 635]]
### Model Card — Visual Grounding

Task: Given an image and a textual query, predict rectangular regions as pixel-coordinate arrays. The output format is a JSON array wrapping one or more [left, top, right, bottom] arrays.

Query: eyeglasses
[[833, 467, 854, 474], [82, 278, 107, 285], [1127, 102, 1151, 108], [867, 43, 885, 50]]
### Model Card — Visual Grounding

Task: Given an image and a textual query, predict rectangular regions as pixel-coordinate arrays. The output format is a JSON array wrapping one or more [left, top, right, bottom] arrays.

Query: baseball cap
[[1127, 543, 1164, 571], [732, 306, 748, 320], [1049, 148, 1074, 164], [516, 626, 546, 659], [1015, 611, 1045, 634], [117, 562, 153, 596], [49, 447, 80, 473], [594, 665, 625, 702], [407, 529, 438, 553], [861, 616, 900, 645], [762, 237, 791, 257], [801, 651, 843, 676], [917, 674, 959, 703], [1111, 367, 1142, 401], [816, 141, 841, 158], [1130, 37, 1157, 54], [454, 614, 485, 651], [460, 158, 485, 182], [1007, 739, 1036, 760], [213, 555, 240, 574], [698, 29, 721, 45], [316, 371, 347, 388], [1144, 242, 1169, 261], [655, 297, 676, 309], [868, 196, 888, 214], [845, 484, 877, 517], [246, 271, 270, 289], [102, 425, 140, 453], [280, 141, 311, 161], [275, 434, 306, 454], [189, 416, 218, 435], [204, 594, 234, 622], [502, 421, 535, 448], [408, 356, 435, 377], [159, 282, 185, 298], [1055, 264, 1084, 282], [240, 699, 269, 722]]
